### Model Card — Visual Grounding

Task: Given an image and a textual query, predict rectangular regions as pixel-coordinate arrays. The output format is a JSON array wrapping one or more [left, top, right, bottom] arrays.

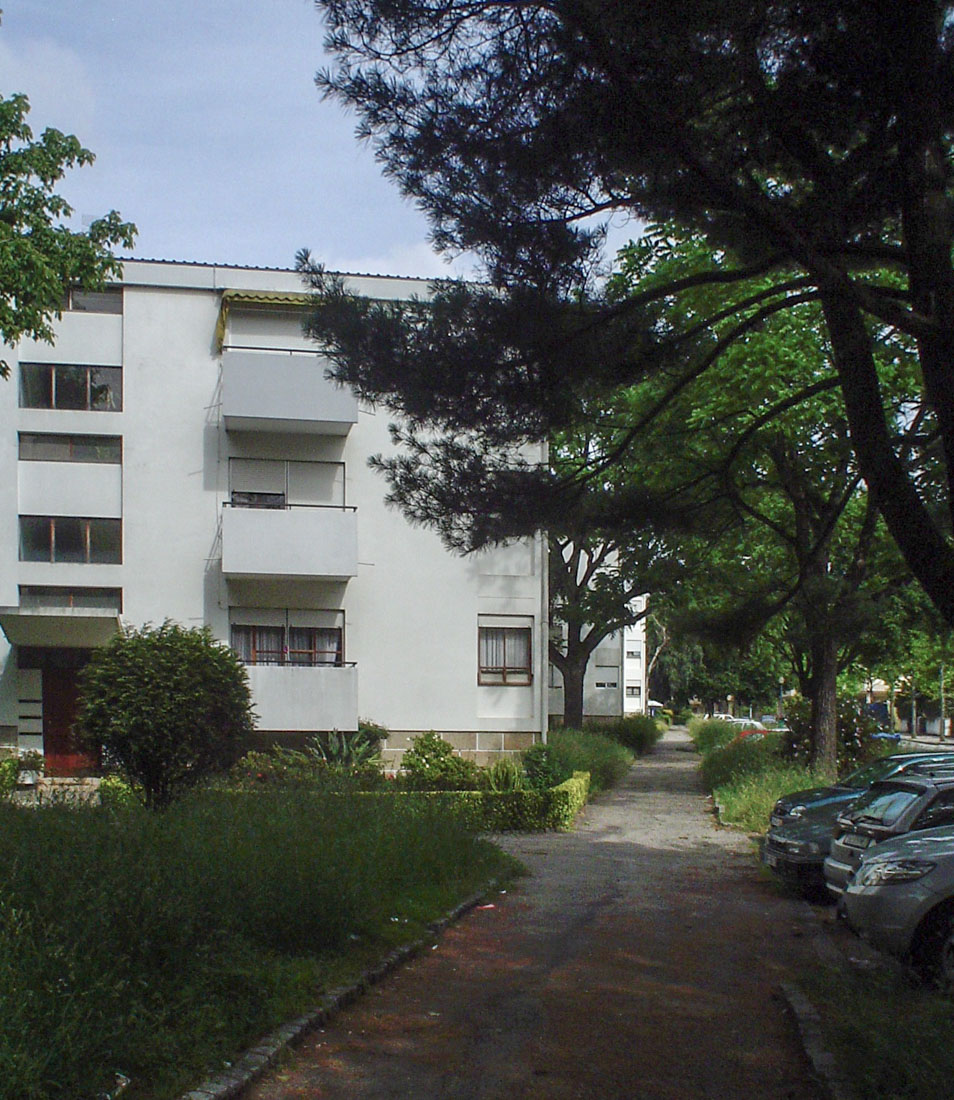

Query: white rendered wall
[[0, 261, 547, 752]]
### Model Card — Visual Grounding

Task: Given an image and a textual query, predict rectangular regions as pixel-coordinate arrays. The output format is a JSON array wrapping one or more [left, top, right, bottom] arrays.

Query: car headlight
[[856, 859, 937, 887], [774, 803, 806, 820]]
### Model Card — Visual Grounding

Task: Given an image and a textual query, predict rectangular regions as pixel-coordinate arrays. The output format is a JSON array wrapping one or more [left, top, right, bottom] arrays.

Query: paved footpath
[[245, 729, 826, 1099]]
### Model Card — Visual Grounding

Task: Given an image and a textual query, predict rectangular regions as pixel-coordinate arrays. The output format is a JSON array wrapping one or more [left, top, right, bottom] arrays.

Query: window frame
[[231, 623, 344, 668], [19, 362, 123, 412], [478, 624, 533, 686], [18, 432, 122, 464], [18, 516, 122, 565]]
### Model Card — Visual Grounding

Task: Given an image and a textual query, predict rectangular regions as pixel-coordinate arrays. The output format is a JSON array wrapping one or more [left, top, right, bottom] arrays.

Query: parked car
[[771, 752, 954, 827], [824, 767, 954, 898], [761, 753, 954, 897], [842, 825, 954, 988]]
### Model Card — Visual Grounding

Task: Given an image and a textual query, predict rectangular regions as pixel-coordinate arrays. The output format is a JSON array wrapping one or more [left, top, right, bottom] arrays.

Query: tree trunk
[[561, 656, 588, 730], [809, 636, 839, 773]]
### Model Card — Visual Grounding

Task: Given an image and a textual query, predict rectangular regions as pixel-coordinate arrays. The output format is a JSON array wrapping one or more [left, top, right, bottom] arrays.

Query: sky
[[1, 0, 468, 278]]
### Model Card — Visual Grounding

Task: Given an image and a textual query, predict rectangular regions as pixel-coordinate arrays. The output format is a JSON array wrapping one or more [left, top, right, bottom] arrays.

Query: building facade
[[0, 260, 548, 772], [548, 600, 649, 724]]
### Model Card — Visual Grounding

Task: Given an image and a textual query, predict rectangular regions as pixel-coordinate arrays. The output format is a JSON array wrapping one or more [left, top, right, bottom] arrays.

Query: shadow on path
[[244, 729, 823, 1099]]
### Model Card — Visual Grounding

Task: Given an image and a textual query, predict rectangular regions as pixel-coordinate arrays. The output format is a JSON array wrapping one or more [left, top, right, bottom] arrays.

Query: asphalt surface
[[244, 729, 826, 1099]]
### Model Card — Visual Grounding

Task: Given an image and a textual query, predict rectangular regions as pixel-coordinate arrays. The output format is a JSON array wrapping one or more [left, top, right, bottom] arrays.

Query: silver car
[[823, 769, 954, 898], [842, 825, 954, 988]]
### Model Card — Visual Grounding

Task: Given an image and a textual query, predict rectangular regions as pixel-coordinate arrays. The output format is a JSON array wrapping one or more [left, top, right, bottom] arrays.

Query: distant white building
[[548, 598, 649, 723], [0, 260, 548, 773]]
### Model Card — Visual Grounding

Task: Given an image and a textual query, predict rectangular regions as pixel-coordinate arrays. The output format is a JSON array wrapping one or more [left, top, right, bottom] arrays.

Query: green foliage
[[482, 755, 526, 792], [712, 761, 835, 835], [0, 92, 135, 376], [0, 752, 44, 799], [598, 714, 663, 755], [400, 731, 482, 791], [0, 789, 508, 1100], [415, 772, 590, 832], [97, 773, 139, 809], [545, 729, 633, 794], [522, 742, 564, 791], [698, 734, 783, 793], [782, 694, 884, 770], [77, 621, 255, 809], [688, 717, 737, 755], [310, 727, 384, 769]]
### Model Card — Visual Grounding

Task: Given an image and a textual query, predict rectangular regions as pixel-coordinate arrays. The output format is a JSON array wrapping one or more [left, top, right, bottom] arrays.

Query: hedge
[[349, 771, 591, 832]]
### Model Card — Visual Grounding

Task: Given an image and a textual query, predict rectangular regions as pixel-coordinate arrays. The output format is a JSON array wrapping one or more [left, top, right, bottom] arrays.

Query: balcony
[[221, 504, 358, 581], [244, 663, 358, 732], [0, 587, 122, 647], [221, 350, 358, 434]]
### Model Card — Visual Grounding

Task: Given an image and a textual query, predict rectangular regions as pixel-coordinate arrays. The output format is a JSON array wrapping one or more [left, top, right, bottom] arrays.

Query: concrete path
[[244, 729, 825, 1099]]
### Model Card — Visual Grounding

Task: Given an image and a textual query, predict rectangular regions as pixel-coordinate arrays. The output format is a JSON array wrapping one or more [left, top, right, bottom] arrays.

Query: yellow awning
[[215, 289, 312, 351]]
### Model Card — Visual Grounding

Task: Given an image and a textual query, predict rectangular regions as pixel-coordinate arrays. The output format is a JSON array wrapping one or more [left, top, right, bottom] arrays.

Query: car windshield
[[846, 783, 922, 827], [841, 757, 915, 790]]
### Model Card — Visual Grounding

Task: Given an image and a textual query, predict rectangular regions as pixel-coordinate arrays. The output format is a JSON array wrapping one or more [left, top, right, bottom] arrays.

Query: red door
[[43, 669, 98, 777]]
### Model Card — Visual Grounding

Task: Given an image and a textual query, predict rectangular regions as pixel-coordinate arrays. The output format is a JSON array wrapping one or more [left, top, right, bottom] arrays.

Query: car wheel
[[912, 908, 954, 991]]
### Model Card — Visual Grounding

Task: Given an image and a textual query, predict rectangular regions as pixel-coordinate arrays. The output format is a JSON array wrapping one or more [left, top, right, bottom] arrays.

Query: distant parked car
[[824, 767, 954, 898], [761, 753, 954, 897], [842, 825, 954, 988]]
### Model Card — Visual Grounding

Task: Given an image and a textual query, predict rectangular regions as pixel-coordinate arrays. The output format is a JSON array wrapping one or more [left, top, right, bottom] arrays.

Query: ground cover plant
[[0, 790, 514, 1100]]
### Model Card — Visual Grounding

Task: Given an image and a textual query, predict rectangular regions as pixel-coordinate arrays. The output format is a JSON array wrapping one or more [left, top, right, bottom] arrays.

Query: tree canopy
[[0, 90, 135, 373], [308, 0, 954, 624]]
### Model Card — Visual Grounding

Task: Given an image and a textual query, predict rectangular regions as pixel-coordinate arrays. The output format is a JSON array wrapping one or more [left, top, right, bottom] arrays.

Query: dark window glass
[[55, 517, 86, 563], [19, 363, 53, 409], [89, 366, 122, 411], [55, 365, 89, 410], [18, 363, 123, 411], [20, 517, 51, 562], [89, 519, 121, 564], [69, 288, 123, 314]]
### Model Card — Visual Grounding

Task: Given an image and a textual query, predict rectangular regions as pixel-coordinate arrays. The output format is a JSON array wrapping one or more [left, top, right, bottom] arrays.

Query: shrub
[[77, 621, 255, 808], [546, 729, 632, 793], [522, 742, 565, 790], [482, 755, 526, 791], [698, 732, 782, 791], [782, 694, 884, 769], [688, 717, 737, 755], [600, 714, 663, 755], [401, 731, 482, 790]]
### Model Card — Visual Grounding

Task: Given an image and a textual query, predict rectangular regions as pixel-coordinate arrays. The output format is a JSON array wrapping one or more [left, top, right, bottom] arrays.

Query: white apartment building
[[548, 599, 649, 723], [0, 260, 548, 774]]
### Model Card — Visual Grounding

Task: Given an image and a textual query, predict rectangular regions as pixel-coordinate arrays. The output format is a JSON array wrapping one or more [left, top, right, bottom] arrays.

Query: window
[[19, 517, 122, 564], [19, 433, 122, 463], [596, 680, 618, 689], [231, 624, 343, 667], [626, 685, 642, 699], [61, 286, 123, 314], [626, 648, 641, 660], [19, 363, 122, 411], [478, 626, 532, 685], [19, 586, 122, 612]]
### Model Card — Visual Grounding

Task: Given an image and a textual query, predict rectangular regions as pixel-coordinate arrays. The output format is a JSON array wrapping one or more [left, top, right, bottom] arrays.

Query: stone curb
[[778, 982, 858, 1100], [176, 887, 495, 1100]]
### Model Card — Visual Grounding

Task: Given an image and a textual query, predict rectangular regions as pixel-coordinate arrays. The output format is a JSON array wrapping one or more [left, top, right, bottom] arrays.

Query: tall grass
[[697, 733, 835, 833], [0, 790, 511, 1100]]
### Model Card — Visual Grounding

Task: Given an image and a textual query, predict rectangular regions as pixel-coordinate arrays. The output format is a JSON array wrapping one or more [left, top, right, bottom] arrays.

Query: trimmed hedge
[[370, 771, 591, 832]]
